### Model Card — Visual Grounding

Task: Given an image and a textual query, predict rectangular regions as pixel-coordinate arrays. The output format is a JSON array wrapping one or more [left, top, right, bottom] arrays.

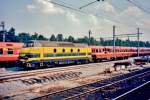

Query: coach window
[[99, 49, 101, 53], [115, 49, 118, 52], [8, 48, 13, 54], [96, 49, 98, 53], [104, 49, 106, 52], [0, 48, 3, 54], [92, 49, 95, 53], [107, 49, 110, 52], [54, 48, 57, 53]]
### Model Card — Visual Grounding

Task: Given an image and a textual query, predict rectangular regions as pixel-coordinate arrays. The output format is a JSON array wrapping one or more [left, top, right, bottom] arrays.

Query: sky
[[0, 0, 150, 41]]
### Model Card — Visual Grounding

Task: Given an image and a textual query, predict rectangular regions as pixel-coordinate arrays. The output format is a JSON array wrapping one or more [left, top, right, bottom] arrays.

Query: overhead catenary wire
[[79, 0, 104, 9], [47, 0, 150, 40], [55, 0, 79, 8], [127, 0, 150, 15], [48, 1, 85, 13], [132, 0, 150, 11], [47, 0, 138, 28], [125, 0, 150, 32], [51, 0, 150, 33]]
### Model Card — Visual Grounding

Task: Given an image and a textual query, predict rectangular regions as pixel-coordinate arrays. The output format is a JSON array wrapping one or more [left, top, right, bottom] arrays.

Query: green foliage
[[0, 27, 19, 42], [76, 36, 89, 44], [50, 34, 56, 41], [67, 36, 74, 42], [18, 33, 31, 43], [38, 35, 47, 40], [0, 27, 150, 47], [31, 33, 38, 40], [57, 34, 63, 41]]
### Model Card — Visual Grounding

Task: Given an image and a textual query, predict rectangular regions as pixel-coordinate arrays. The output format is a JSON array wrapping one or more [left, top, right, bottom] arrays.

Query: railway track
[[113, 81, 150, 100], [0, 67, 80, 83], [0, 63, 104, 83], [32, 67, 150, 100], [0, 60, 119, 83], [0, 58, 146, 99], [0, 58, 135, 83]]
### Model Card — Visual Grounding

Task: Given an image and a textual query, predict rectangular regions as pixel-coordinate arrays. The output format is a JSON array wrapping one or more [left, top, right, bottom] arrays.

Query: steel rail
[[0, 59, 132, 82], [112, 81, 150, 100], [64, 70, 150, 100], [32, 67, 150, 100]]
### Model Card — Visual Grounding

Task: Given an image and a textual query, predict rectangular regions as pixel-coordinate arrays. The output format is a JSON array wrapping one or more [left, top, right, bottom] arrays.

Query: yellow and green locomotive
[[19, 41, 92, 68]]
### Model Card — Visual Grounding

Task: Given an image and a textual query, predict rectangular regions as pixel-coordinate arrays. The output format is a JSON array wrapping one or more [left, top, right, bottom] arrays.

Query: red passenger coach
[[91, 46, 137, 62], [91, 46, 150, 62], [0, 42, 23, 63]]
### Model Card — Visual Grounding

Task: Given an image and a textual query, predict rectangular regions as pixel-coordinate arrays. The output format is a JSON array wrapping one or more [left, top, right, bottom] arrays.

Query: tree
[[63, 38, 68, 42], [57, 34, 63, 41], [77, 36, 89, 44], [115, 38, 122, 46], [145, 41, 150, 47], [18, 33, 31, 43], [67, 36, 74, 42], [0, 30, 4, 41], [50, 34, 56, 41], [31, 32, 38, 40], [38, 34, 47, 40], [100, 38, 104, 45], [7, 27, 17, 42]]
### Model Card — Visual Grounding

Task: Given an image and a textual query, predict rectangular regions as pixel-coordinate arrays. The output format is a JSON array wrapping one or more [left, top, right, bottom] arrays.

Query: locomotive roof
[[26, 40, 88, 47]]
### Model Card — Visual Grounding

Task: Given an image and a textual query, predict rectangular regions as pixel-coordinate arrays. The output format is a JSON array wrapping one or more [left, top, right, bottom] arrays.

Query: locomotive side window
[[0, 48, 3, 54], [62, 49, 65, 53], [78, 49, 80, 52], [54, 48, 57, 53], [8, 48, 13, 54], [71, 49, 73, 53]]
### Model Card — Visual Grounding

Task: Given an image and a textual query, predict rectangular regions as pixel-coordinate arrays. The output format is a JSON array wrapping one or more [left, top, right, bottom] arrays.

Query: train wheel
[[85, 59, 89, 64], [47, 62, 54, 68], [81, 59, 89, 64], [94, 59, 99, 63], [112, 58, 116, 61], [26, 63, 31, 67], [40, 62, 44, 67], [76, 60, 81, 65]]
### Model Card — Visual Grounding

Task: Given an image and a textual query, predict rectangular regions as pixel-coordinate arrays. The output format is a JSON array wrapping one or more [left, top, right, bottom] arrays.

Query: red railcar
[[139, 48, 150, 55], [0, 42, 24, 62], [90, 46, 150, 62]]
